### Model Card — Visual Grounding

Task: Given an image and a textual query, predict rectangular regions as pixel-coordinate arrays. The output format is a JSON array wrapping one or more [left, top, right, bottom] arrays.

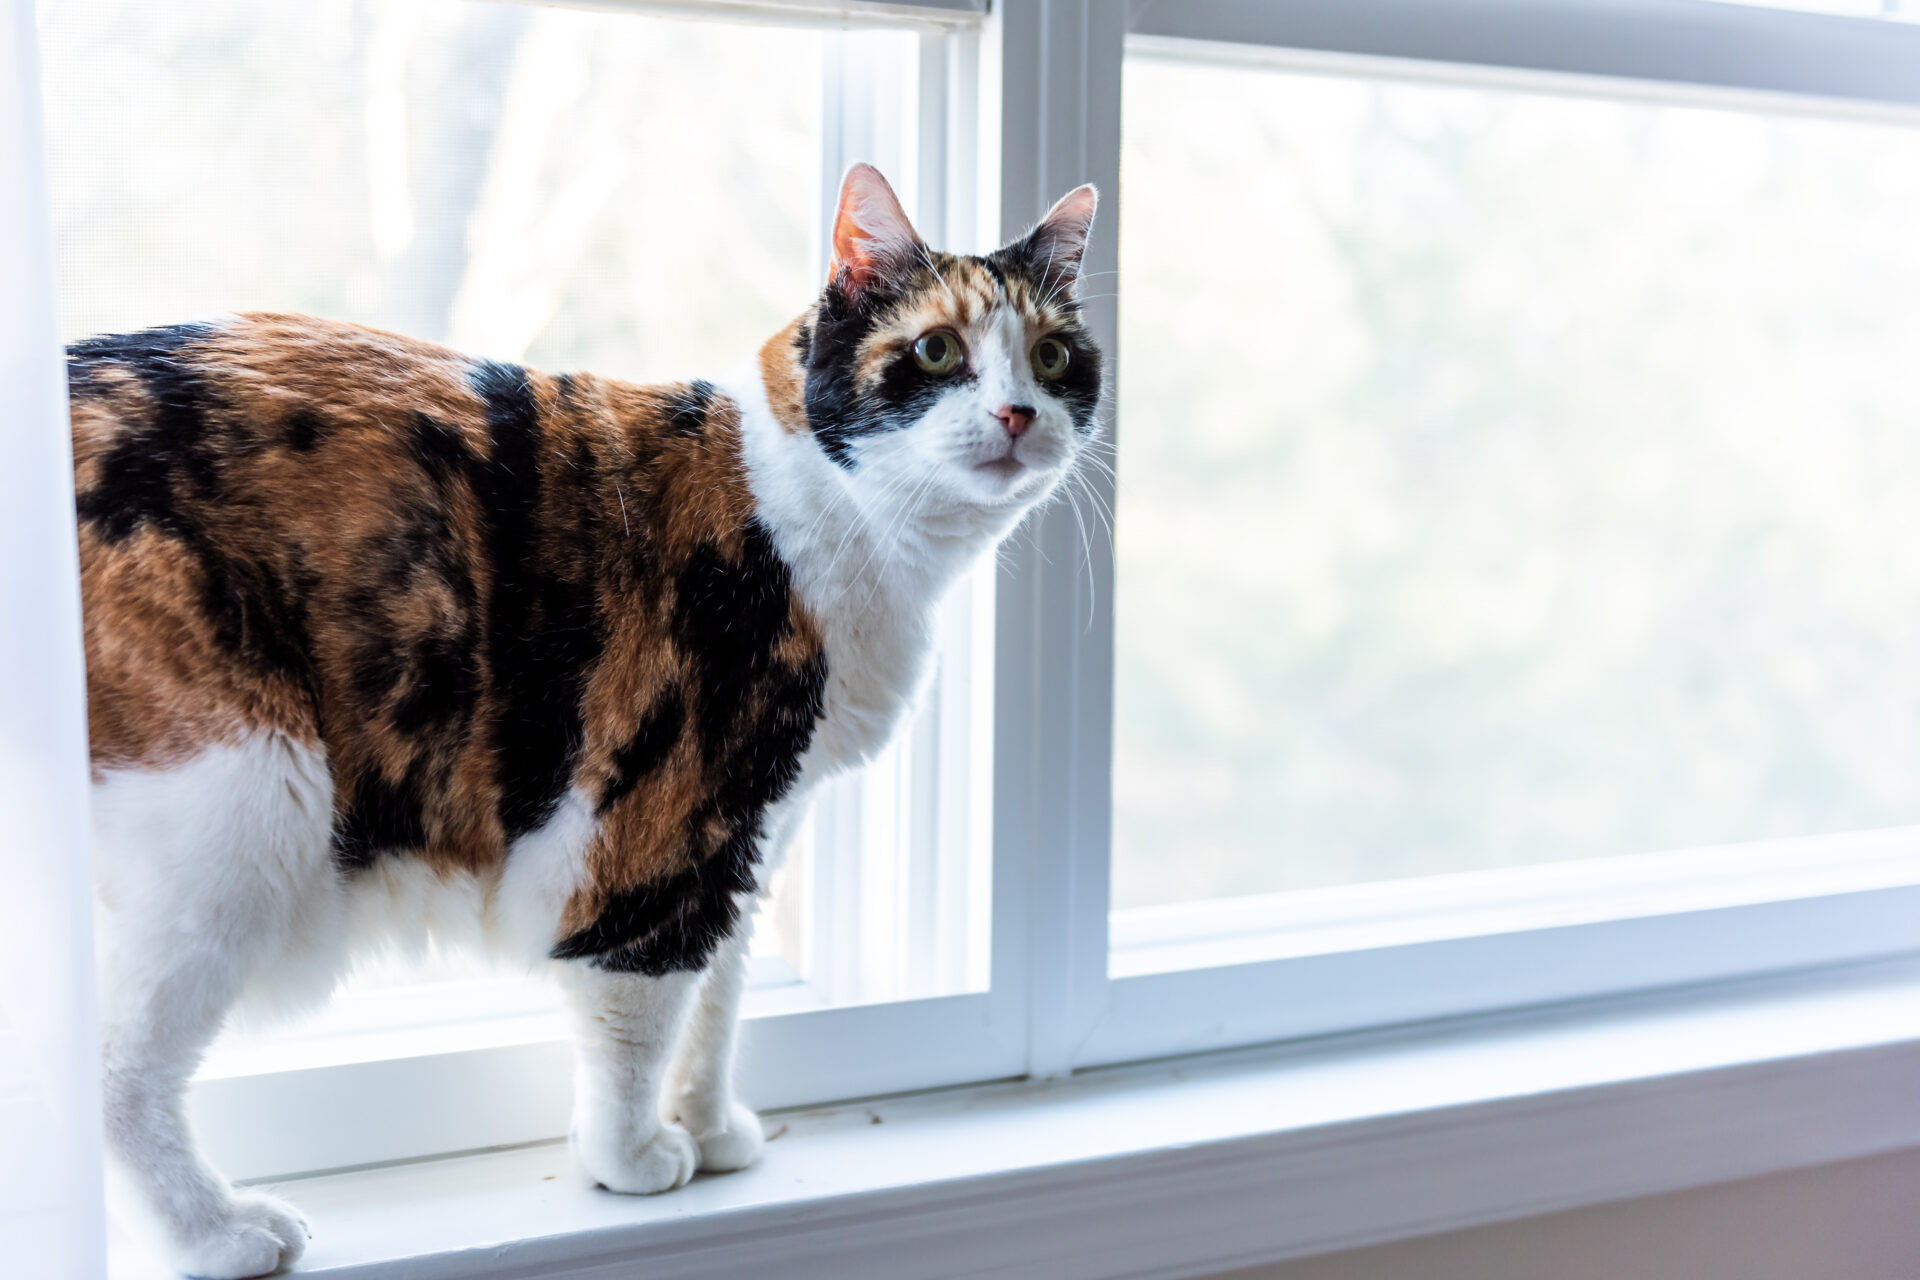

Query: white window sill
[[110, 956, 1920, 1280]]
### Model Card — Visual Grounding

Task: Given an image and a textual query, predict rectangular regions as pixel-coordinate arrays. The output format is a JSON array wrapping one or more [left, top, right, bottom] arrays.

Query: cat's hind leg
[[94, 732, 339, 1279]]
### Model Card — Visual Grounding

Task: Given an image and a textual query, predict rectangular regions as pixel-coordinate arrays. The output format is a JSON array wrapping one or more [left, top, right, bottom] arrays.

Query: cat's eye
[[912, 331, 963, 375], [1031, 336, 1071, 380]]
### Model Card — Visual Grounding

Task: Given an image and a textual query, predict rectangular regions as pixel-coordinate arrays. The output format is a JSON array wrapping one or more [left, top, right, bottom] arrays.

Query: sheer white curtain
[[0, 0, 105, 1274]]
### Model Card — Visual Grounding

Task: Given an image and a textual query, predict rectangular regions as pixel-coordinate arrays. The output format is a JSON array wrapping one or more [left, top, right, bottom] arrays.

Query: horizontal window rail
[[1113, 828, 1920, 977], [549, 0, 984, 31], [1129, 0, 1920, 109]]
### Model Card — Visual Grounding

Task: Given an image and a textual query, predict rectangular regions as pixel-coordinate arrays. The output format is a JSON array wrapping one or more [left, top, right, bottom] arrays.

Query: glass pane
[[1113, 54, 1920, 910], [39, 0, 819, 377], [40, 0, 987, 1058]]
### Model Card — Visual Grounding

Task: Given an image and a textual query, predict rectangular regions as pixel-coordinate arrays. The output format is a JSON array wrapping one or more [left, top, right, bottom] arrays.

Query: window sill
[[111, 956, 1920, 1280]]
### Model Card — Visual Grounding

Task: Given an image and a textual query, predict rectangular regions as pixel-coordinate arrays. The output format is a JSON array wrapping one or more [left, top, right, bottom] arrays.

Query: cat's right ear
[[826, 164, 924, 301]]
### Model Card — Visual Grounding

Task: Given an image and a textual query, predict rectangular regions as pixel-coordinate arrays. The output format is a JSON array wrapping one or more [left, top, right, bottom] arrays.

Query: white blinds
[[0, 0, 105, 1273]]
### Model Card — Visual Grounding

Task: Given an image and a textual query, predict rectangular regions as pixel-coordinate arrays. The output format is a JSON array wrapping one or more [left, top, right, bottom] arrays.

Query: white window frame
[[168, 0, 1023, 1183], [1040, 0, 1920, 1074], [17, 0, 1920, 1191]]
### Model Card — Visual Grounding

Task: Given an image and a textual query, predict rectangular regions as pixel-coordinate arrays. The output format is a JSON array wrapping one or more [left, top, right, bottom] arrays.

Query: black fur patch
[[552, 518, 825, 974], [72, 324, 318, 684], [597, 692, 685, 815], [1036, 331, 1101, 434], [332, 505, 479, 869], [674, 521, 808, 768], [389, 627, 479, 737], [802, 284, 902, 468], [285, 408, 326, 452], [407, 411, 472, 486], [469, 359, 603, 839], [664, 380, 715, 437], [551, 836, 758, 976], [70, 323, 219, 542], [333, 767, 428, 869]]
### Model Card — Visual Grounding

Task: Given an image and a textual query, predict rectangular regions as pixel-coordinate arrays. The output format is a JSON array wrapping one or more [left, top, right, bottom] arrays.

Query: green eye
[[1031, 336, 1071, 380], [912, 331, 963, 375]]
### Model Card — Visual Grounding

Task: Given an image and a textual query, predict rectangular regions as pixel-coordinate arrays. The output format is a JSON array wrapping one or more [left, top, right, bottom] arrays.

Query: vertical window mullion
[[982, 0, 1126, 1081], [814, 24, 1001, 1009]]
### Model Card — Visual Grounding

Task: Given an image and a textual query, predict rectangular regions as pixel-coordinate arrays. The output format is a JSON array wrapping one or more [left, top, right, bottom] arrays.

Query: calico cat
[[73, 164, 1101, 1279]]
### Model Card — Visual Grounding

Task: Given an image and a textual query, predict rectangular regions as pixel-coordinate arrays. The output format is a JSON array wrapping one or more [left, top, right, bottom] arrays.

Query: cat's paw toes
[[171, 1195, 307, 1279], [689, 1102, 765, 1173], [578, 1122, 699, 1195], [232, 1191, 310, 1264]]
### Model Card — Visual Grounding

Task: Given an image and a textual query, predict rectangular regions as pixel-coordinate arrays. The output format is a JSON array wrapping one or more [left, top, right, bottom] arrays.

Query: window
[[1087, 0, 1920, 1065], [13, 0, 1920, 1203], [35, 0, 1004, 1180], [1113, 57, 1920, 906]]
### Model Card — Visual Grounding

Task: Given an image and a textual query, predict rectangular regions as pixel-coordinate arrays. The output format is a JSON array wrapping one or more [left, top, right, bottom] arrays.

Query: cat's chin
[[963, 457, 1049, 509], [973, 456, 1026, 483]]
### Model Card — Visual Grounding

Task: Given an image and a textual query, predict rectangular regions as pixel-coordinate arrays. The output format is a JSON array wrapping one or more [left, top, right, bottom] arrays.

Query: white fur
[[94, 749, 608, 1277], [723, 294, 1082, 779], [97, 268, 1087, 1278], [560, 963, 703, 1195], [94, 734, 331, 1279]]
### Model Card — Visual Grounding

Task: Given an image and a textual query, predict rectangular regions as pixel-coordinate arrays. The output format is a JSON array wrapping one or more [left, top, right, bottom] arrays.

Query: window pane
[[1113, 54, 1920, 910], [40, 0, 987, 1061], [39, 0, 819, 378]]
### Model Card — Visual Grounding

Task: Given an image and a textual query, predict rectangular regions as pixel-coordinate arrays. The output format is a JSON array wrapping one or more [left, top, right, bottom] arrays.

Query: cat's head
[[762, 164, 1102, 528]]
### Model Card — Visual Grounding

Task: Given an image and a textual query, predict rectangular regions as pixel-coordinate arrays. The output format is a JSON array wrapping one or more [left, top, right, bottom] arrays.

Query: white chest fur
[[724, 372, 1015, 784]]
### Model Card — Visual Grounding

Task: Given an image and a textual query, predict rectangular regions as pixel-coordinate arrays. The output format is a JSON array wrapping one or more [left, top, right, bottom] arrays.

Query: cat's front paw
[[169, 1191, 309, 1279], [685, 1101, 765, 1173], [575, 1120, 699, 1195]]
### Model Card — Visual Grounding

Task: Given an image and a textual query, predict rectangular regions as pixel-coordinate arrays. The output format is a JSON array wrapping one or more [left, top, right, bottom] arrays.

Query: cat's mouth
[[973, 455, 1026, 482]]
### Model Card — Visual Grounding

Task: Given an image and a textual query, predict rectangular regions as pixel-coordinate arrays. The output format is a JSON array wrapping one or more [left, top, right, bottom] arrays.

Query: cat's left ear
[[1020, 184, 1099, 300], [827, 164, 925, 301]]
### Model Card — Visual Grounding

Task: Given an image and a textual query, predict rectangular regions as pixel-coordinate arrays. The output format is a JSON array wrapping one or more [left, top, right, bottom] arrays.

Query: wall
[[1214, 1147, 1920, 1280]]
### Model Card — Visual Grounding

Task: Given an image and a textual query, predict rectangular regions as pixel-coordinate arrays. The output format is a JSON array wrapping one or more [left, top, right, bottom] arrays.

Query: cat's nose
[[994, 403, 1037, 437]]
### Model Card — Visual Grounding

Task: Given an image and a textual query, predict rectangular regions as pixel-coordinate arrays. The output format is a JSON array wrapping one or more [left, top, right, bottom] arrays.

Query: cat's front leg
[[658, 800, 814, 1175], [560, 964, 703, 1194], [662, 912, 763, 1173]]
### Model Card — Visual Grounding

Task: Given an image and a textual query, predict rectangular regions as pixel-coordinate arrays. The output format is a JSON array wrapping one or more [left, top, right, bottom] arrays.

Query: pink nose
[[994, 403, 1037, 437]]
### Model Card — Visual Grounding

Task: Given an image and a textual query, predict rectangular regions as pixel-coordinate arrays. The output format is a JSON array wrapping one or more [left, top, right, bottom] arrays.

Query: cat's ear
[[1020, 184, 1099, 300], [827, 164, 925, 301]]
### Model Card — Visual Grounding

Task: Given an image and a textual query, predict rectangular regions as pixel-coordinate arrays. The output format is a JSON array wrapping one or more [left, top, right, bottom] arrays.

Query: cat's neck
[[721, 320, 1016, 771], [728, 319, 1015, 619]]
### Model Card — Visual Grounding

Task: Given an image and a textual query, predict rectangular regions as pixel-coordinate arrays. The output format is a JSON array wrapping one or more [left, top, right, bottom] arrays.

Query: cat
[[70, 163, 1101, 1279]]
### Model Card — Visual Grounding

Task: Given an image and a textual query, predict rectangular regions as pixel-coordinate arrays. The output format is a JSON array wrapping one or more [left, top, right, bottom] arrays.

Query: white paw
[[576, 1121, 699, 1195], [170, 1191, 309, 1279], [686, 1101, 765, 1173]]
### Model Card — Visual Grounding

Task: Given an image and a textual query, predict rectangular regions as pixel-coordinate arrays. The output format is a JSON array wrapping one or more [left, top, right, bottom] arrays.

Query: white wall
[[1212, 1147, 1920, 1280]]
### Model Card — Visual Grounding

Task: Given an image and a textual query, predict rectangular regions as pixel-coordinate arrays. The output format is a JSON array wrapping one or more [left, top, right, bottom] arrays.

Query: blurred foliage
[[1114, 57, 1920, 908], [38, 0, 820, 382], [37, 0, 830, 993]]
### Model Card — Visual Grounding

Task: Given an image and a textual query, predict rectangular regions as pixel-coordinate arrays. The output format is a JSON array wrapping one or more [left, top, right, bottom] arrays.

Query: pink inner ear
[[828, 164, 922, 294], [1025, 184, 1099, 297], [1041, 185, 1099, 251]]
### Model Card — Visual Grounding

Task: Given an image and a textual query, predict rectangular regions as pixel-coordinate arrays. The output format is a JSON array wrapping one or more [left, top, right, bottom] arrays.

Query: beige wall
[[1212, 1147, 1920, 1280]]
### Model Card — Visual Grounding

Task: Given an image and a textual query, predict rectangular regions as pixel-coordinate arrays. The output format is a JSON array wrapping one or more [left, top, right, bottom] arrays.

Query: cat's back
[[69, 312, 825, 902], [69, 313, 507, 771]]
